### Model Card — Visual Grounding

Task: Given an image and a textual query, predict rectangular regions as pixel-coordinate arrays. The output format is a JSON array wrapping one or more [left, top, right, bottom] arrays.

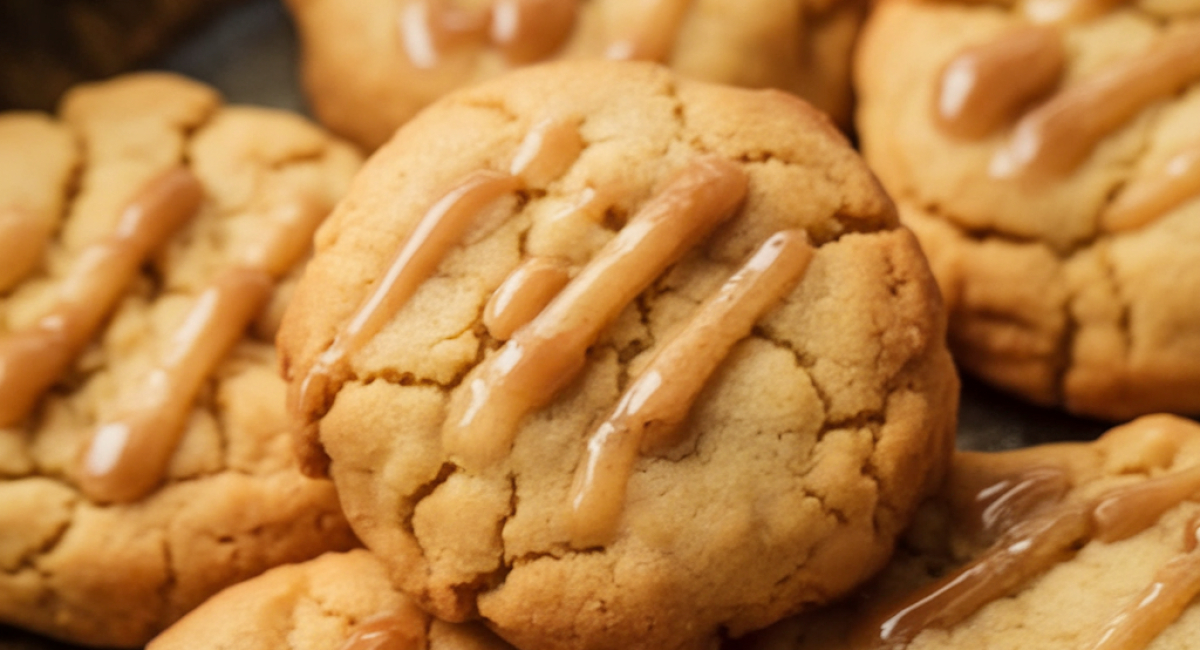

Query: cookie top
[[739, 414, 1200, 650], [285, 0, 867, 149], [279, 60, 958, 650], [150, 550, 515, 650], [0, 73, 362, 646], [855, 0, 1200, 419]]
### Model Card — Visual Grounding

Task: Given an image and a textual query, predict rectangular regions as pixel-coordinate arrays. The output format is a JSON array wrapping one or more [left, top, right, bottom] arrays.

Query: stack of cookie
[[3, 0, 1199, 648]]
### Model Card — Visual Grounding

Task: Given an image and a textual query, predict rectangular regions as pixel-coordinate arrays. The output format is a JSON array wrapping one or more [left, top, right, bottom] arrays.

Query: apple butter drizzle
[[290, 119, 583, 451], [0, 206, 50, 293], [398, 0, 693, 68], [337, 609, 428, 650], [933, 0, 1200, 222], [565, 229, 814, 546], [0, 167, 203, 428], [76, 193, 328, 503], [1102, 143, 1200, 232], [857, 445, 1200, 649]]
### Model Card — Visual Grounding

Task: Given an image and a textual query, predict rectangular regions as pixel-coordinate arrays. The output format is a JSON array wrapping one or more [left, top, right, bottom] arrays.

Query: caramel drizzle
[[483, 256, 571, 341], [441, 157, 748, 471], [990, 24, 1200, 178], [1102, 144, 1200, 232], [292, 120, 581, 439], [0, 206, 50, 293], [566, 230, 814, 546], [77, 195, 327, 503], [859, 463, 1200, 649], [935, 26, 1064, 140], [0, 168, 203, 428], [960, 465, 1072, 540], [1019, 0, 1128, 25], [337, 611, 427, 650], [399, 0, 577, 68], [1085, 515, 1200, 650], [604, 0, 695, 62]]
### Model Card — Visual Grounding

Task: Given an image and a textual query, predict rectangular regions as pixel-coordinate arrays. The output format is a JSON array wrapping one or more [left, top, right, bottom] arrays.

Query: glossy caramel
[[990, 25, 1200, 177], [77, 194, 327, 503], [0, 168, 202, 427], [935, 27, 1064, 139], [337, 610, 427, 650], [441, 157, 748, 471], [1103, 145, 1200, 231], [566, 230, 814, 546], [483, 256, 571, 341], [400, 0, 578, 68]]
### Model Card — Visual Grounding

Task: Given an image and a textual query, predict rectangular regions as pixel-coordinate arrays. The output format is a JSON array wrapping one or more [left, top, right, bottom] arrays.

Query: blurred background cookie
[[285, 0, 868, 149], [279, 59, 958, 650], [0, 73, 362, 646], [855, 0, 1200, 420], [149, 550, 516, 650], [738, 414, 1200, 650]]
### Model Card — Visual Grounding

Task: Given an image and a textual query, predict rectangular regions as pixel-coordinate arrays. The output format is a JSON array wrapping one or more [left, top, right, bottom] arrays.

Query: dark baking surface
[[0, 0, 1135, 647]]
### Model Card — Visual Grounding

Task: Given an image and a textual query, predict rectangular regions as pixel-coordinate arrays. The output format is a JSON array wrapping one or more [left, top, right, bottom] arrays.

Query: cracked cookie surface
[[855, 0, 1200, 419], [285, 0, 867, 150], [279, 60, 958, 650], [0, 73, 362, 647], [150, 550, 516, 650], [739, 414, 1200, 650]]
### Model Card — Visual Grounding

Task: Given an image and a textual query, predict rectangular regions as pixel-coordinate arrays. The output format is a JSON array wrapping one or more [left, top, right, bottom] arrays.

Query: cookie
[[855, 0, 1200, 420], [149, 550, 515, 650], [278, 60, 959, 650], [285, 0, 867, 150], [738, 414, 1200, 650], [0, 73, 362, 646]]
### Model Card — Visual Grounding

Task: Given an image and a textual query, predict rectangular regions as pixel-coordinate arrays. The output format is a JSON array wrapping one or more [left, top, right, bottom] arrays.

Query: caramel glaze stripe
[[483, 256, 571, 341], [936, 26, 1064, 140], [605, 0, 694, 62], [77, 195, 327, 503], [0, 206, 50, 293], [856, 464, 1200, 649], [566, 230, 814, 547], [1102, 145, 1200, 232], [958, 465, 1072, 541], [1085, 514, 1200, 650], [990, 23, 1200, 178], [1020, 0, 1129, 25], [292, 120, 582, 443], [856, 502, 1093, 650], [1091, 463, 1200, 543], [441, 157, 748, 472], [401, 0, 578, 68], [337, 609, 427, 650], [491, 0, 579, 64], [0, 168, 203, 427]]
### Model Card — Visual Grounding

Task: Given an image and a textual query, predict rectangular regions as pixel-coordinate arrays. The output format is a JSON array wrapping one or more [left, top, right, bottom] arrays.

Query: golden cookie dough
[[855, 0, 1200, 420], [150, 550, 516, 650], [739, 414, 1200, 650], [279, 60, 958, 650], [0, 73, 362, 647], [285, 0, 868, 150]]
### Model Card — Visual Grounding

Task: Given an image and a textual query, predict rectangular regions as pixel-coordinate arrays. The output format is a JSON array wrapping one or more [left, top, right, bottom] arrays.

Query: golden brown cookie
[[278, 60, 959, 650], [738, 414, 1200, 650], [149, 550, 516, 650], [285, 0, 868, 150], [855, 0, 1200, 420], [0, 72, 362, 647]]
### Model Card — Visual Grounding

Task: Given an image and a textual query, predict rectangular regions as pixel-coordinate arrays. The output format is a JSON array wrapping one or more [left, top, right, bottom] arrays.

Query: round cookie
[[738, 414, 1200, 650], [279, 60, 959, 650], [0, 73, 362, 646], [285, 0, 867, 150], [150, 550, 516, 650], [855, 0, 1200, 420]]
